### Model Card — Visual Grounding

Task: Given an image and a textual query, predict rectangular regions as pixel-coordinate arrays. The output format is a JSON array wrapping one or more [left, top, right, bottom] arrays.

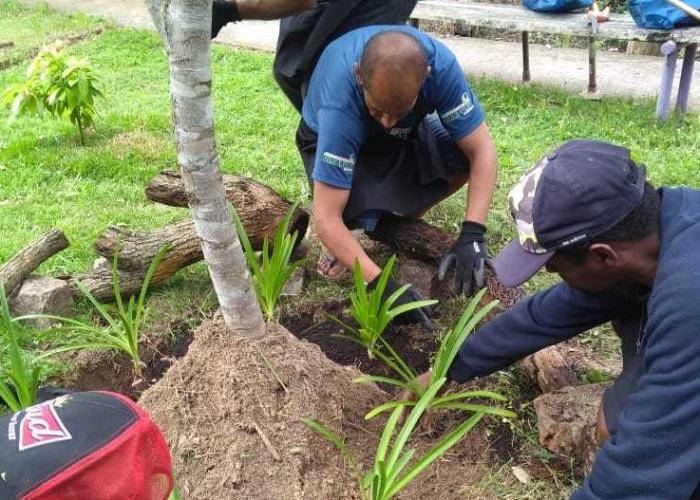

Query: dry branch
[[0, 229, 69, 295]]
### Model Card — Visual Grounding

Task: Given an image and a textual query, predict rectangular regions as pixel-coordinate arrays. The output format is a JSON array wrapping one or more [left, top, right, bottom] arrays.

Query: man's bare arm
[[313, 181, 381, 282], [237, 0, 316, 20], [455, 122, 498, 224]]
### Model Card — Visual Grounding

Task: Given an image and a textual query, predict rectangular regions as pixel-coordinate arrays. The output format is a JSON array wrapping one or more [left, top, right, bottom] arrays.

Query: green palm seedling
[[303, 378, 486, 500], [331, 255, 437, 373], [24, 245, 170, 381], [358, 288, 516, 421], [0, 286, 41, 412], [232, 202, 303, 321]]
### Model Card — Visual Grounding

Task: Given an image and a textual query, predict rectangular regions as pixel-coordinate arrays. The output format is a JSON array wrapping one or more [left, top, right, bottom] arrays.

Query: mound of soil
[[139, 315, 499, 499], [139, 316, 385, 499]]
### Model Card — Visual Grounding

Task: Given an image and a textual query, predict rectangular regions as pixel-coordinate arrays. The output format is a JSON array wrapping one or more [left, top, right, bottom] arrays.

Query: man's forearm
[[315, 215, 381, 282], [237, 0, 316, 20], [464, 147, 497, 224]]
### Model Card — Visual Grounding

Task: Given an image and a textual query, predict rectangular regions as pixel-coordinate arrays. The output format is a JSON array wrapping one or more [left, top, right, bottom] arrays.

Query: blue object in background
[[629, 0, 700, 29], [522, 0, 592, 13]]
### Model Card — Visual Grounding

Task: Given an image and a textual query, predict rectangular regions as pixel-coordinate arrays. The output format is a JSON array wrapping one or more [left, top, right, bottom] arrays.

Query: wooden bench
[[411, 0, 700, 119]]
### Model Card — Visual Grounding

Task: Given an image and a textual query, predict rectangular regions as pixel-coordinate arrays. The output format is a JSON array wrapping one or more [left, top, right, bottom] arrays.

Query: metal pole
[[588, 36, 597, 93], [522, 31, 531, 82], [676, 43, 697, 114], [656, 40, 678, 120]]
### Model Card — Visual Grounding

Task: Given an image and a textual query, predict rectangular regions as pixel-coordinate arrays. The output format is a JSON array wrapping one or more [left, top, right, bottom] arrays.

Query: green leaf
[[364, 400, 416, 420]]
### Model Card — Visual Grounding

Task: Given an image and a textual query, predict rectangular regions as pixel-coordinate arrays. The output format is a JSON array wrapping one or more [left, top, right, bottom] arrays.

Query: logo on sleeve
[[17, 399, 72, 451], [322, 152, 355, 174], [440, 92, 475, 125]]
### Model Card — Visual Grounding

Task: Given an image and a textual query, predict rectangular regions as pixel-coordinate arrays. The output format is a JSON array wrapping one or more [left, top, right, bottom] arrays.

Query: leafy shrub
[[2, 42, 103, 144]]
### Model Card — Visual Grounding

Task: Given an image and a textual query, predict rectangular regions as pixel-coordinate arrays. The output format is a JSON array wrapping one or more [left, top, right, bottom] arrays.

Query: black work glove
[[212, 0, 240, 39], [438, 221, 489, 297], [368, 276, 434, 330]]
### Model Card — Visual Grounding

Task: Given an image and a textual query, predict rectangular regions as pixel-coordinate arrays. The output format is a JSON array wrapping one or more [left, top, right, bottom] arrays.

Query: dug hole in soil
[[139, 314, 498, 499]]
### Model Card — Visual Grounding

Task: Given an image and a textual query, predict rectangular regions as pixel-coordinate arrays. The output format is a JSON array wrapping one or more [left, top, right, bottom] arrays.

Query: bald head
[[358, 31, 429, 88], [356, 31, 430, 128]]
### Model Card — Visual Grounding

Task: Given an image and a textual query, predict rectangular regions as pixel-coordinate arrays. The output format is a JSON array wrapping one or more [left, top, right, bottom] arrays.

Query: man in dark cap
[[405, 139, 700, 498], [298, 25, 498, 329]]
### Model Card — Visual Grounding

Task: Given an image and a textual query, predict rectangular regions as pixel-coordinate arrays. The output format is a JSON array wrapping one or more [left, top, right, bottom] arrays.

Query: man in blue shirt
[[405, 140, 700, 498], [298, 26, 498, 326]]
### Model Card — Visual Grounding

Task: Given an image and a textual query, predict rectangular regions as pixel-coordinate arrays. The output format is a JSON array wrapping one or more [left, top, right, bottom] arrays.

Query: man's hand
[[397, 371, 431, 425], [368, 276, 434, 330], [438, 221, 489, 296]]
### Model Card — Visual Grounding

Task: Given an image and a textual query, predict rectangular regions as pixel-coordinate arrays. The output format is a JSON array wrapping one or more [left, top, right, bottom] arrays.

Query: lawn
[[1, 1, 699, 497]]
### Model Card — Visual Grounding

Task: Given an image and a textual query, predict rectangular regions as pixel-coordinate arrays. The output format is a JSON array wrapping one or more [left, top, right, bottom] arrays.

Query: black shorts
[[296, 114, 470, 228]]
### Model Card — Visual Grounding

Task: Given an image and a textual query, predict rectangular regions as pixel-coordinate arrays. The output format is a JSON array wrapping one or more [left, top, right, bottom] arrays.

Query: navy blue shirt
[[301, 25, 485, 190], [449, 187, 700, 498]]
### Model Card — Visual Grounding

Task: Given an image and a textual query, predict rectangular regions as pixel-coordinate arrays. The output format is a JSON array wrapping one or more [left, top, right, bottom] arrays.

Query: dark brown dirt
[[278, 299, 437, 380], [59, 325, 194, 400]]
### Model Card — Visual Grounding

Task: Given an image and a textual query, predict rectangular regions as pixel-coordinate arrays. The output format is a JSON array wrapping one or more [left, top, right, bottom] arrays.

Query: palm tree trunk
[[147, 0, 265, 337]]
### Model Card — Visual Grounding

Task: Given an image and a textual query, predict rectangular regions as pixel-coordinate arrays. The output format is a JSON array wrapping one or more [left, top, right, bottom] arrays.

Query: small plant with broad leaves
[[2, 42, 103, 144], [331, 255, 437, 361], [0, 286, 40, 412], [351, 288, 516, 421], [24, 245, 170, 382], [232, 202, 303, 321], [303, 378, 486, 500]]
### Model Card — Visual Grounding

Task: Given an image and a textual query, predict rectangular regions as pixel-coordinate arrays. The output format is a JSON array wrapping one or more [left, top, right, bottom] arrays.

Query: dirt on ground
[[138, 315, 509, 499]]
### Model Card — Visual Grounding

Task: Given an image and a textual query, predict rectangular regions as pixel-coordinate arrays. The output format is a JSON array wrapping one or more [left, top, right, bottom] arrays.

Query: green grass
[[0, 0, 106, 68]]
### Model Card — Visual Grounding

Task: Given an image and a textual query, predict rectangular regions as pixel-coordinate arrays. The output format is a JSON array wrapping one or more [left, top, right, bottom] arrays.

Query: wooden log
[[0, 229, 69, 295], [145, 171, 309, 250], [76, 175, 310, 301], [94, 220, 202, 271], [366, 213, 524, 309], [522, 345, 580, 393], [67, 257, 165, 302]]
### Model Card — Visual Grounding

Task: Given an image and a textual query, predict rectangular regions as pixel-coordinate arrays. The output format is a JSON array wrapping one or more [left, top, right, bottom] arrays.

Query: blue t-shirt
[[301, 25, 485, 190]]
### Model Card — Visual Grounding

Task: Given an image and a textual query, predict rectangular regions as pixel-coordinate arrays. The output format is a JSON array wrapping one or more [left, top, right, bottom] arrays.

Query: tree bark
[[148, 0, 264, 337], [367, 213, 524, 309], [68, 258, 165, 302], [145, 170, 309, 250], [0, 229, 69, 295]]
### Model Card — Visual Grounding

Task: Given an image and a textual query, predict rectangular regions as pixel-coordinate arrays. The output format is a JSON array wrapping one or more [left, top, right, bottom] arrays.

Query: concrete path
[[25, 0, 700, 111]]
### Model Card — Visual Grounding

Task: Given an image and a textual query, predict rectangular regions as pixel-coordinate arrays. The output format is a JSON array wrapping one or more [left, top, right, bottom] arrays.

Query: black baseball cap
[[493, 140, 646, 287]]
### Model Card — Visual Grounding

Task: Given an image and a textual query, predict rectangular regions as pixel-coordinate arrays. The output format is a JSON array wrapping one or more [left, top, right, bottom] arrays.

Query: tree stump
[[533, 383, 606, 474]]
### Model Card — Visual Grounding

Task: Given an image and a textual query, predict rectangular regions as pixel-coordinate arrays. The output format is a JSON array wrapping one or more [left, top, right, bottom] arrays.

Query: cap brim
[[493, 239, 553, 288]]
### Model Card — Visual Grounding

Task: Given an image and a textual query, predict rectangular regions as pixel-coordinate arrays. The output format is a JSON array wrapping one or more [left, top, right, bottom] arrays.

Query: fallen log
[[67, 257, 169, 302], [94, 220, 202, 271], [145, 171, 309, 250], [78, 174, 310, 301], [367, 213, 524, 309], [0, 229, 69, 295]]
